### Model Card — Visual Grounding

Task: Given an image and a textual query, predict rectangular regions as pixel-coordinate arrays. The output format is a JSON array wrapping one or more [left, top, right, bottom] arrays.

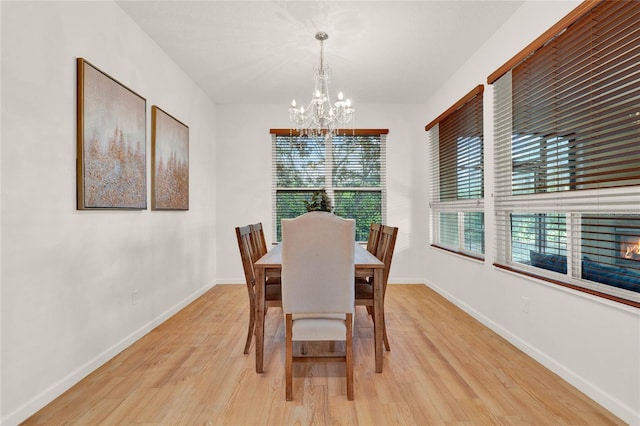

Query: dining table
[[253, 242, 386, 373]]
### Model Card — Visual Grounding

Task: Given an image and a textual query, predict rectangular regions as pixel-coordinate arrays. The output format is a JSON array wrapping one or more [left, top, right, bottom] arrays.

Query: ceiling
[[115, 1, 524, 105]]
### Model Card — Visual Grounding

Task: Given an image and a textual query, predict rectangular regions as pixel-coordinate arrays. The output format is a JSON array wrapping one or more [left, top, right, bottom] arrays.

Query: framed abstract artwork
[[76, 58, 147, 209], [151, 106, 189, 210]]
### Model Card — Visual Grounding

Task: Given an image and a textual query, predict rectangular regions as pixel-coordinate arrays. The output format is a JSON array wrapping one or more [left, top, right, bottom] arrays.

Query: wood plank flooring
[[22, 284, 623, 425]]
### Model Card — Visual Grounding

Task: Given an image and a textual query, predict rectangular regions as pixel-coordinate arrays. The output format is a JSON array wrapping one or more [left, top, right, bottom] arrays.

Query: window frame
[[490, 0, 640, 307], [270, 129, 388, 243], [426, 85, 485, 260]]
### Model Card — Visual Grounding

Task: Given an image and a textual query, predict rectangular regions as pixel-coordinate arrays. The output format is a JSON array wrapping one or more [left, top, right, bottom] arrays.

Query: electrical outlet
[[131, 290, 139, 306], [521, 296, 529, 314]]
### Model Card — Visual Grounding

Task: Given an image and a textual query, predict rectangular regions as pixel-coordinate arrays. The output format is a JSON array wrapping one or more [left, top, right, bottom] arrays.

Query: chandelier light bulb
[[338, 92, 344, 101], [291, 99, 297, 107]]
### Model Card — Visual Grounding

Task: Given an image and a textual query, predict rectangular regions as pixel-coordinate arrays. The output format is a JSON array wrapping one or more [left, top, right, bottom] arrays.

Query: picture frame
[[76, 58, 147, 209], [151, 106, 189, 210]]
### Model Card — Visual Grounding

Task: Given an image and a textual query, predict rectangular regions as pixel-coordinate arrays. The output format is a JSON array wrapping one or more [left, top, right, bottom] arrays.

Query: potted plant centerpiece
[[304, 189, 333, 213]]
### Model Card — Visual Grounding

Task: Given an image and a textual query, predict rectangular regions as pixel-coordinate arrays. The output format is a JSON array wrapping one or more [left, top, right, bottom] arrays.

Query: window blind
[[492, 0, 640, 306], [427, 85, 485, 258], [271, 130, 387, 242]]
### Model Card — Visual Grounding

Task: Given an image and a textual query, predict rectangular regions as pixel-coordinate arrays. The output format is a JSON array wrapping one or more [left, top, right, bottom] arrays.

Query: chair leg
[[383, 318, 391, 352], [285, 314, 293, 401], [243, 290, 256, 354], [346, 313, 354, 401], [371, 305, 391, 352]]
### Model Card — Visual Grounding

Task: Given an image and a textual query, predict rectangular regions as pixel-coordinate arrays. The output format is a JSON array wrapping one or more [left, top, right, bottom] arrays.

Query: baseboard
[[214, 279, 245, 285], [386, 278, 427, 285], [424, 281, 639, 425], [2, 283, 215, 426], [221, 279, 426, 286]]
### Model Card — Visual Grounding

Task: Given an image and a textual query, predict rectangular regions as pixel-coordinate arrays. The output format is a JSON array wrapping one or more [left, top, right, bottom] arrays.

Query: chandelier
[[289, 32, 355, 137]]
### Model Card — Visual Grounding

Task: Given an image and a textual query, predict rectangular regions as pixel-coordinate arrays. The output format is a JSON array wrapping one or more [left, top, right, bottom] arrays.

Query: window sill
[[431, 244, 485, 263], [493, 263, 640, 310]]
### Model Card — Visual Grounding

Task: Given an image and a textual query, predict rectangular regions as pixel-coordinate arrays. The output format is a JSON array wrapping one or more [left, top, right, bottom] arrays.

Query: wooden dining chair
[[235, 225, 282, 354], [281, 211, 355, 401], [250, 222, 281, 289], [355, 224, 398, 352]]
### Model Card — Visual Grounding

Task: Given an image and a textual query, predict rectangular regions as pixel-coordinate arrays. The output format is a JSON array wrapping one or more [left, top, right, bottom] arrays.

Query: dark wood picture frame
[[151, 106, 189, 210], [76, 58, 147, 210]]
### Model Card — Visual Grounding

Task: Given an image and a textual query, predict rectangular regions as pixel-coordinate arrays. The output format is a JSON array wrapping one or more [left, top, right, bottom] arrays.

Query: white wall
[[214, 103, 428, 285], [421, 1, 640, 424], [1, 2, 217, 424]]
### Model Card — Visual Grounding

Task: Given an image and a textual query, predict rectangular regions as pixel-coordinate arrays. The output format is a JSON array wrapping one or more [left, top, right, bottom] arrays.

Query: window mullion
[[458, 212, 465, 250], [325, 135, 333, 199]]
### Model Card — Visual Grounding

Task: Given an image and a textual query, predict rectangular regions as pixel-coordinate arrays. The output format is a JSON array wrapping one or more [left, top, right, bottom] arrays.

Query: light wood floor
[[23, 284, 623, 425]]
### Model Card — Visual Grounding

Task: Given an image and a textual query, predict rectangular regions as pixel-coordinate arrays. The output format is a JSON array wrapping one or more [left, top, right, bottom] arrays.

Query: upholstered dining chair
[[281, 212, 356, 401], [235, 225, 282, 354], [355, 224, 398, 352]]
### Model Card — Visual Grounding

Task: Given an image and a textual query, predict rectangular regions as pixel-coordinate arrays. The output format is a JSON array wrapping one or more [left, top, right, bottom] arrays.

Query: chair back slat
[[375, 225, 399, 288], [366, 223, 382, 254], [236, 225, 257, 290], [250, 222, 268, 258]]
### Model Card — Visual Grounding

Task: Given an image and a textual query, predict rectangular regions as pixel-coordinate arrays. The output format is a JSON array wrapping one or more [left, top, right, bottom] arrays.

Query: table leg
[[373, 268, 383, 373], [255, 267, 265, 373]]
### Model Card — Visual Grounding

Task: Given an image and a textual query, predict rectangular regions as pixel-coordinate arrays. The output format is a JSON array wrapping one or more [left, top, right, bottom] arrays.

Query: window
[[426, 85, 485, 258], [490, 1, 640, 306], [271, 129, 387, 242]]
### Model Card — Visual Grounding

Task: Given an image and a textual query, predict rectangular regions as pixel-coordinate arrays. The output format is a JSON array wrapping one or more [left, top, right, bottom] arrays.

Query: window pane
[[511, 1, 640, 193], [334, 191, 382, 242], [275, 190, 314, 241], [457, 137, 483, 199], [437, 212, 484, 255], [464, 212, 485, 254], [439, 212, 459, 249], [439, 91, 484, 201], [275, 136, 325, 188], [512, 213, 567, 267], [581, 214, 640, 293], [332, 135, 381, 187], [512, 135, 571, 195]]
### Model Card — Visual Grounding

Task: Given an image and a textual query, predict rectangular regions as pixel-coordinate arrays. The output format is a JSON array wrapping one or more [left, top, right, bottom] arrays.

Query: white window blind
[[492, 0, 640, 306], [427, 85, 485, 258], [271, 130, 387, 242]]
